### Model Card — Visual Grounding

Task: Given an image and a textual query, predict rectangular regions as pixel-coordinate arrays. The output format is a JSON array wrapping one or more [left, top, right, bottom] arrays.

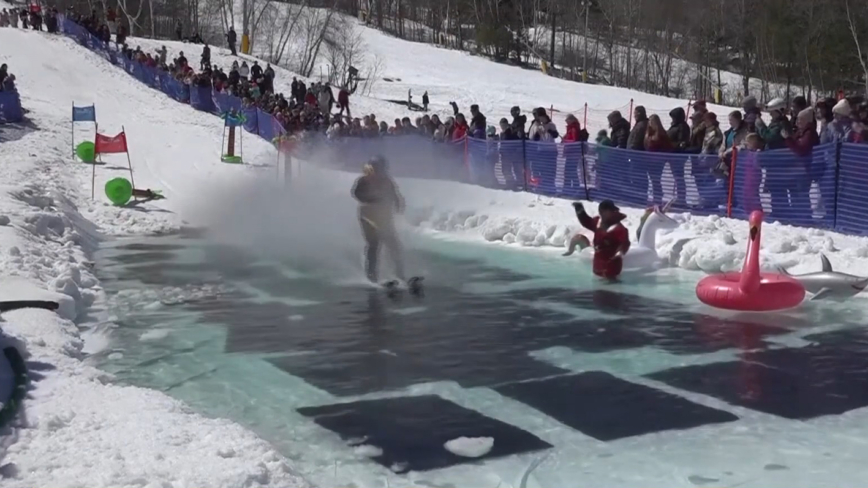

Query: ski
[[379, 277, 424, 296]]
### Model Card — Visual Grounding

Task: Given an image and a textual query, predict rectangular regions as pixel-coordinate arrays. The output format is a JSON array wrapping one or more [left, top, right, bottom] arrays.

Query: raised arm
[[572, 202, 597, 231]]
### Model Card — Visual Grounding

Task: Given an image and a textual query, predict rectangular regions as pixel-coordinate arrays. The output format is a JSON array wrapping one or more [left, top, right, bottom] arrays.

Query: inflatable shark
[[777, 253, 868, 300]]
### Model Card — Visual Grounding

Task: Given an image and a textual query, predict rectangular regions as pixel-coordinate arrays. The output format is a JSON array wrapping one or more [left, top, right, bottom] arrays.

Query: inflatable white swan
[[578, 206, 679, 270]]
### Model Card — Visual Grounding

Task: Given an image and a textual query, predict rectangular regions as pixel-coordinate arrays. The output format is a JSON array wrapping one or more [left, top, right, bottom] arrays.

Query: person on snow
[[567, 200, 630, 280], [693, 112, 724, 208], [352, 156, 406, 284], [643, 114, 674, 204], [239, 61, 250, 80], [779, 107, 819, 217], [452, 114, 469, 141], [530, 108, 559, 141], [337, 86, 351, 118], [422, 91, 429, 111], [755, 97, 791, 150], [200, 44, 210, 70], [227, 27, 237, 55], [627, 106, 648, 150], [510, 106, 527, 139], [562, 114, 589, 142], [470, 104, 487, 135], [824, 98, 853, 144], [606, 111, 630, 148], [790, 96, 808, 126], [666, 106, 692, 204], [741, 95, 761, 132], [251, 61, 263, 81]]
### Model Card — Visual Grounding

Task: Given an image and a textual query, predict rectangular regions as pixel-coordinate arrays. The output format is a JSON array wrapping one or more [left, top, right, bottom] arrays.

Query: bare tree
[[845, 0, 868, 97]]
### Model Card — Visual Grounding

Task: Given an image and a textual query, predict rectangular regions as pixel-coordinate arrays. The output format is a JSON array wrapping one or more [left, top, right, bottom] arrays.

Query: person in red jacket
[[562, 114, 589, 142], [452, 114, 469, 141], [304, 90, 317, 108], [571, 200, 630, 279]]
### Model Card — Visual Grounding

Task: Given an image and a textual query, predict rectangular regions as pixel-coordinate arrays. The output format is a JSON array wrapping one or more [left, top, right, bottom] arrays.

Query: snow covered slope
[[0, 27, 309, 488], [127, 11, 738, 136]]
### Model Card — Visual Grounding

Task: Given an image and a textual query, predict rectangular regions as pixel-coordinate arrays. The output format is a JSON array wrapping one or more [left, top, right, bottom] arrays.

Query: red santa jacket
[[577, 211, 630, 278]]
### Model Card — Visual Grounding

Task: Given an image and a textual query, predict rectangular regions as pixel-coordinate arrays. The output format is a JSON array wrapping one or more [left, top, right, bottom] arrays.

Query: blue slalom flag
[[72, 104, 96, 122], [221, 110, 246, 128]]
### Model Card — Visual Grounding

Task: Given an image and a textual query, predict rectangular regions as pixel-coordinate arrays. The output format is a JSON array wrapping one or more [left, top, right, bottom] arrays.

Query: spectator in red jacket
[[304, 90, 317, 107], [571, 200, 630, 279], [784, 108, 820, 157], [452, 114, 469, 141], [562, 114, 589, 142]]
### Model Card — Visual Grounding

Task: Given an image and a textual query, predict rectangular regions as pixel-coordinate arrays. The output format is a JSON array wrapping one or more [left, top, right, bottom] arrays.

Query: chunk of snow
[[444, 436, 494, 458], [353, 444, 383, 458], [139, 329, 170, 341]]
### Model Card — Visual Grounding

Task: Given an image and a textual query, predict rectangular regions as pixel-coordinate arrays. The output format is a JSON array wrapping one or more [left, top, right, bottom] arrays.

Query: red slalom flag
[[95, 131, 128, 154]]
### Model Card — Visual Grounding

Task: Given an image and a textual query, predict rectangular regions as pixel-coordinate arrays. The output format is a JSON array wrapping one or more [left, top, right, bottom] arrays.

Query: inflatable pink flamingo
[[696, 210, 805, 311]]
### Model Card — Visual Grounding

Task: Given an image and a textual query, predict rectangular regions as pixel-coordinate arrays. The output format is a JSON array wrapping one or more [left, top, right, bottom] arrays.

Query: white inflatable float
[[577, 205, 680, 270]]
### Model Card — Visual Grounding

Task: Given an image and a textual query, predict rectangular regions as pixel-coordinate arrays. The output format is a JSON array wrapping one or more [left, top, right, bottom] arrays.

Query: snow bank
[[389, 177, 868, 280], [0, 28, 309, 488], [0, 185, 308, 488]]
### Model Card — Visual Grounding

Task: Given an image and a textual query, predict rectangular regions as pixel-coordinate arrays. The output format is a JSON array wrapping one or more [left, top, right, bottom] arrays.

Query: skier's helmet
[[369, 155, 388, 173]]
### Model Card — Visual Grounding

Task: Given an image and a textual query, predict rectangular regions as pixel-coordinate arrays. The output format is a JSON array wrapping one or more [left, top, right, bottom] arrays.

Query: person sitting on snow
[[566, 200, 630, 280]]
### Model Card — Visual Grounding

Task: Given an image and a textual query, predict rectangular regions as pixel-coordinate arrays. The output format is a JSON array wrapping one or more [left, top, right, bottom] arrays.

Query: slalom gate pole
[[628, 99, 634, 124], [221, 124, 226, 156], [122, 126, 136, 190], [583, 103, 588, 128], [833, 141, 843, 230], [275, 142, 280, 181], [91, 158, 96, 200], [284, 154, 292, 189], [726, 147, 738, 218], [71, 101, 74, 158], [580, 142, 590, 201]]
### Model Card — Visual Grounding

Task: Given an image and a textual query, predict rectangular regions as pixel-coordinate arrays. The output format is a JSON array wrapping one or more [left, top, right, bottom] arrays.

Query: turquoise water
[[93, 233, 868, 488]]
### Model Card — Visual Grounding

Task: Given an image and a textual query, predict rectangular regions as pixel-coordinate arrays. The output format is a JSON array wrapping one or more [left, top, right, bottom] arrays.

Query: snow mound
[[444, 436, 494, 458], [353, 444, 384, 458], [139, 329, 170, 341]]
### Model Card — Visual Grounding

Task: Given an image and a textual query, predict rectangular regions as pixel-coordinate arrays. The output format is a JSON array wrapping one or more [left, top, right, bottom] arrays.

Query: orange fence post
[[628, 98, 634, 124], [727, 147, 738, 218]]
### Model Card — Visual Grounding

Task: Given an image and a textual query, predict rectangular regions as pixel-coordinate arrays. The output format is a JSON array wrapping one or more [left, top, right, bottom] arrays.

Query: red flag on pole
[[95, 131, 128, 154]]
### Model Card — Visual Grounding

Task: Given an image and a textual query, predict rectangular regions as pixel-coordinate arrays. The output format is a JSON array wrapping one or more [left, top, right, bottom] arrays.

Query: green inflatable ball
[[105, 177, 133, 206], [76, 141, 96, 163]]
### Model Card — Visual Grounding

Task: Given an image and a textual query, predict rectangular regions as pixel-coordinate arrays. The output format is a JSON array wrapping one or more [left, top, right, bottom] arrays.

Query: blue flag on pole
[[72, 105, 96, 122]]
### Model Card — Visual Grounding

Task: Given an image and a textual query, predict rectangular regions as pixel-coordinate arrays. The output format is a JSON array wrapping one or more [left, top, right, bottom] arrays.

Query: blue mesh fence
[[835, 143, 868, 236], [53, 15, 868, 236], [190, 86, 216, 113]]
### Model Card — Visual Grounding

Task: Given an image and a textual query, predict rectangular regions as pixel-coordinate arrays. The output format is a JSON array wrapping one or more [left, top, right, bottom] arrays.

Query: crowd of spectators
[[0, 4, 58, 32], [31, 6, 868, 215]]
